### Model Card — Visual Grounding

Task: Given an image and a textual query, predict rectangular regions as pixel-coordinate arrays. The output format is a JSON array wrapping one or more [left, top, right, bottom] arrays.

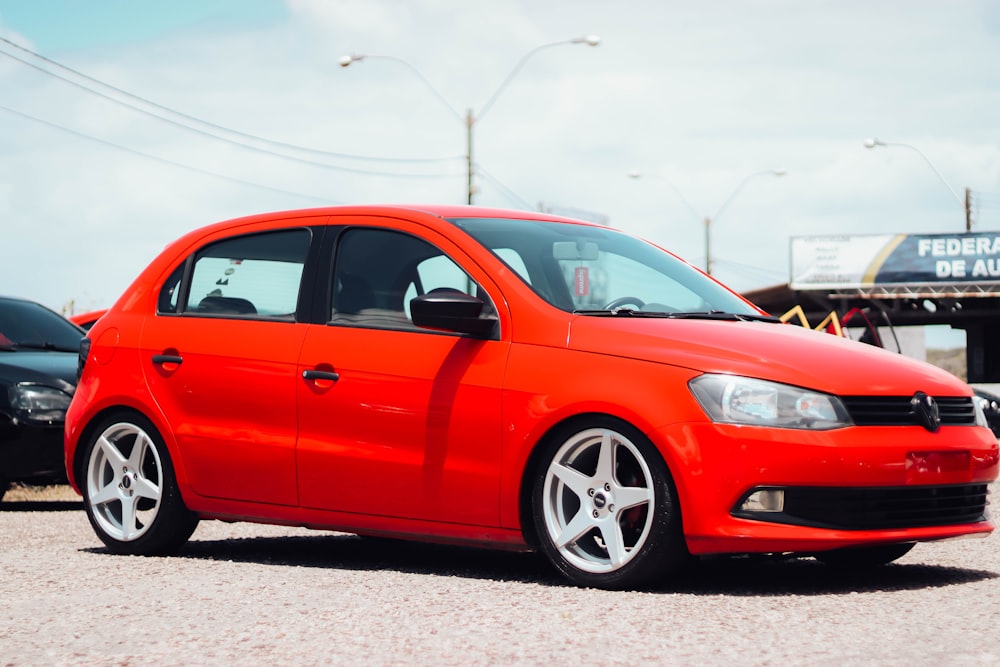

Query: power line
[[0, 36, 465, 178], [0, 104, 339, 204], [475, 166, 533, 209], [972, 190, 1000, 206], [0, 36, 542, 206]]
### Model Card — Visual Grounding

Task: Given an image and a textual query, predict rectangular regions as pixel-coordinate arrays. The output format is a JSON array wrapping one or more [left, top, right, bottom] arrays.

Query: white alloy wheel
[[85, 421, 164, 542], [540, 427, 656, 574]]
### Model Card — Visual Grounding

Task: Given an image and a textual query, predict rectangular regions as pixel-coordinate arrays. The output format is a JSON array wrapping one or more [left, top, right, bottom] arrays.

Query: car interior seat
[[334, 274, 376, 315]]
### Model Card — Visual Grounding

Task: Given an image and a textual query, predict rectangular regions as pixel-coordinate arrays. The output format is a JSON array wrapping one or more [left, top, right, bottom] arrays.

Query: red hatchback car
[[64, 205, 998, 589]]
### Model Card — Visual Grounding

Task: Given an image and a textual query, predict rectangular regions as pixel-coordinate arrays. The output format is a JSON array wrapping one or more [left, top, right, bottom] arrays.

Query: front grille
[[751, 484, 990, 530], [842, 396, 977, 427]]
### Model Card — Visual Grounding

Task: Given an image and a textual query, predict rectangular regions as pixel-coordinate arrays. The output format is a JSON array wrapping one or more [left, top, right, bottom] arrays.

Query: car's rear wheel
[[531, 418, 687, 590], [81, 412, 198, 555], [814, 543, 915, 568]]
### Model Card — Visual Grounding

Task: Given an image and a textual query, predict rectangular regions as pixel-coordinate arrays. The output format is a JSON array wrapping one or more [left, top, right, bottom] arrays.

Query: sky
[[1, 0, 998, 348]]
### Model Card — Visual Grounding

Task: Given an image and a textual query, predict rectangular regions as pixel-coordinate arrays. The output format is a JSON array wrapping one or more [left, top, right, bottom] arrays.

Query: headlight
[[973, 395, 993, 430], [689, 374, 852, 430], [9, 383, 73, 424]]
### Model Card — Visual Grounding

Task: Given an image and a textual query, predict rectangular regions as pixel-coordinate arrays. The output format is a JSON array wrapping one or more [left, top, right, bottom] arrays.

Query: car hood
[[566, 316, 969, 397], [0, 351, 79, 388]]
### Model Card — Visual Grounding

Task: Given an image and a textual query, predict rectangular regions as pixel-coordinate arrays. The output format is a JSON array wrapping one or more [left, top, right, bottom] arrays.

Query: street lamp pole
[[340, 36, 601, 205], [864, 138, 970, 230], [465, 108, 474, 205], [628, 168, 786, 275]]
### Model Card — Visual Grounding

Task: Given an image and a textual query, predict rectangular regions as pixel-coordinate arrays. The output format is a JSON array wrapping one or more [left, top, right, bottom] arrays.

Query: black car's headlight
[[973, 395, 995, 431], [689, 374, 852, 430], [9, 383, 73, 424]]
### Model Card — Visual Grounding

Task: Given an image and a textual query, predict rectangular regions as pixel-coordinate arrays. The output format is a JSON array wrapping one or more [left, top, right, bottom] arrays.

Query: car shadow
[[175, 533, 566, 587], [86, 532, 998, 595], [0, 500, 84, 512], [659, 554, 998, 595]]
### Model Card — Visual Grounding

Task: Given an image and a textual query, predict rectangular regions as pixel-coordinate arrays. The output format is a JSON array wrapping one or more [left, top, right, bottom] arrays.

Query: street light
[[339, 36, 601, 204], [864, 138, 970, 230], [628, 168, 786, 275]]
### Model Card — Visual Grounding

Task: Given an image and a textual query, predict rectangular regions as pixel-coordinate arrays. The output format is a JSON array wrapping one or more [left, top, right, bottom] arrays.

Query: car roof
[[155, 205, 602, 262], [202, 204, 594, 232], [383, 204, 585, 223]]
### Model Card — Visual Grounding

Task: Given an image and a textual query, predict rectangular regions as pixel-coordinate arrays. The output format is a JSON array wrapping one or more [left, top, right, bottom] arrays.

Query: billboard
[[790, 232, 1000, 290]]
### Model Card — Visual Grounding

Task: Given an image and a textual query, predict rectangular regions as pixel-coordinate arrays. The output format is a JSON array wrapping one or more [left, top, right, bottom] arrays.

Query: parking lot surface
[[2, 484, 999, 666]]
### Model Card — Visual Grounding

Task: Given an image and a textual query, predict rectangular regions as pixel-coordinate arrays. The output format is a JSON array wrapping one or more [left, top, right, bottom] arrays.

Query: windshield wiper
[[573, 309, 781, 323], [663, 311, 782, 323], [5, 341, 80, 353]]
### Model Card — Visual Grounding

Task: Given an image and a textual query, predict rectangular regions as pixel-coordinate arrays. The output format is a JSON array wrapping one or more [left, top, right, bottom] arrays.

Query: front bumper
[[0, 417, 68, 486], [656, 421, 999, 556]]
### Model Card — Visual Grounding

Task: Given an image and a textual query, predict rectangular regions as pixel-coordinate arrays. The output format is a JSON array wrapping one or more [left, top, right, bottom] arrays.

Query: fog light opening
[[742, 489, 785, 513]]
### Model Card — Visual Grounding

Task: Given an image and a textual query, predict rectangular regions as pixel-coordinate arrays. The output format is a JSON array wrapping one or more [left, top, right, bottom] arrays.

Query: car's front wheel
[[81, 412, 198, 555], [531, 419, 687, 590]]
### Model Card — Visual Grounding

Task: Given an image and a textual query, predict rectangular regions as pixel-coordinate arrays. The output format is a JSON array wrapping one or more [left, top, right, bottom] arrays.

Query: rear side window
[[165, 228, 311, 319]]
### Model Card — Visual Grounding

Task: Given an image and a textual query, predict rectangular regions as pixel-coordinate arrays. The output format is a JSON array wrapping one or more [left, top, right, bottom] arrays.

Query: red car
[[64, 205, 998, 589], [68, 309, 108, 331]]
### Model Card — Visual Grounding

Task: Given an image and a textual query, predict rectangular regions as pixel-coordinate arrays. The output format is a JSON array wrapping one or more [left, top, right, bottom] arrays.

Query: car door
[[296, 221, 508, 526], [141, 225, 317, 506]]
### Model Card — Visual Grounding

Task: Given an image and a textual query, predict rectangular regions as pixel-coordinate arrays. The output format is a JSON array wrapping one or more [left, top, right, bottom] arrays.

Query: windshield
[[449, 217, 759, 315], [0, 297, 85, 352]]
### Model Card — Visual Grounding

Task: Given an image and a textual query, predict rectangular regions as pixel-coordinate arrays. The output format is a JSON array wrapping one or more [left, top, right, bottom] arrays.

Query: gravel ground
[[1, 484, 999, 666]]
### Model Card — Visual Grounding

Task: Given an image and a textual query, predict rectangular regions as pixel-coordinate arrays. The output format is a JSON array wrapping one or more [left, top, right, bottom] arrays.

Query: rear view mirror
[[552, 241, 599, 261]]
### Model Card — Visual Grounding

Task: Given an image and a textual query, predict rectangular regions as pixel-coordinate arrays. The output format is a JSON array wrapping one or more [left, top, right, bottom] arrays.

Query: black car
[[0, 295, 83, 500], [973, 386, 1000, 439]]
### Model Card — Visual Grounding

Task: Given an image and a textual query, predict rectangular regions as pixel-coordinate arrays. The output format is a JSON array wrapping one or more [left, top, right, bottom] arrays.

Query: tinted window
[[178, 229, 311, 319], [0, 298, 83, 351], [331, 228, 494, 329]]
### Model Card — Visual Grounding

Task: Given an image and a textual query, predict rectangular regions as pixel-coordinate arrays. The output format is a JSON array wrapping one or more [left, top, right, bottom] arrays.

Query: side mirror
[[410, 290, 497, 338]]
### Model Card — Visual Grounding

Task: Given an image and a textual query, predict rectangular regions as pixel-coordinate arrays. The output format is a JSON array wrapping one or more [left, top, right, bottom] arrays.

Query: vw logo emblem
[[911, 391, 941, 432]]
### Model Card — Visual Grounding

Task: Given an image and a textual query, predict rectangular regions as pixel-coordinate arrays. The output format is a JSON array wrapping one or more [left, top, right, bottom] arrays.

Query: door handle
[[303, 369, 340, 382], [152, 354, 184, 365]]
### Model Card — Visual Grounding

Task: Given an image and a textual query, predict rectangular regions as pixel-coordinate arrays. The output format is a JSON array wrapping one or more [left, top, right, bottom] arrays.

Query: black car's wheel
[[81, 412, 198, 555], [531, 418, 687, 590], [0, 480, 7, 502], [814, 543, 915, 568]]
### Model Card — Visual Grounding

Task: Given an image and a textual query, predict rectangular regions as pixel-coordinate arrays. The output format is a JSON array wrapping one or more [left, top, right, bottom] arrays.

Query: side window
[[402, 255, 478, 318], [331, 227, 494, 329], [171, 228, 311, 319]]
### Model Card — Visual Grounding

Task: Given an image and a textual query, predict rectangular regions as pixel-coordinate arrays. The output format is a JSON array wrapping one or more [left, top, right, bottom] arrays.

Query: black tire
[[530, 417, 687, 590], [80, 412, 198, 555], [814, 543, 915, 568], [0, 480, 7, 503]]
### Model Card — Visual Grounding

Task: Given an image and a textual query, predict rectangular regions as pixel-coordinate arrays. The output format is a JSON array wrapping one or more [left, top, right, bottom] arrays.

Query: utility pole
[[466, 109, 475, 205], [965, 187, 973, 231]]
